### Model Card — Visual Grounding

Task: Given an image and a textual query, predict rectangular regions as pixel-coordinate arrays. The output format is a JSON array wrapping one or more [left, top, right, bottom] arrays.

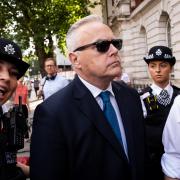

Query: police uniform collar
[[151, 83, 172, 97]]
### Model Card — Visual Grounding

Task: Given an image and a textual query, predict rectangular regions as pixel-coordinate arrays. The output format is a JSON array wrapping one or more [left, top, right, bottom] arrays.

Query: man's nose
[[109, 43, 119, 54]]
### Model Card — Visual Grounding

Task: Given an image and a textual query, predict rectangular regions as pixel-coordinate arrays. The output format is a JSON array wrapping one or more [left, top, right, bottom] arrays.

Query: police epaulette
[[138, 86, 151, 96], [172, 85, 180, 91]]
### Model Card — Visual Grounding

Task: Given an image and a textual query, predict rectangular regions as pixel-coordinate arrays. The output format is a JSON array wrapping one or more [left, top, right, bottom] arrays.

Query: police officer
[[139, 46, 180, 180], [0, 38, 29, 179]]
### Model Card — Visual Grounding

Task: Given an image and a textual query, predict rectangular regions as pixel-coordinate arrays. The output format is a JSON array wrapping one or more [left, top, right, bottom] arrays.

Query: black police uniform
[[0, 107, 27, 180], [141, 46, 179, 180], [140, 85, 180, 180], [0, 38, 29, 179]]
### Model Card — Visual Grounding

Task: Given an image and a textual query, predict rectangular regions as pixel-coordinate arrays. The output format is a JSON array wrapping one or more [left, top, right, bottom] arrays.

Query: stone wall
[[107, 0, 180, 87]]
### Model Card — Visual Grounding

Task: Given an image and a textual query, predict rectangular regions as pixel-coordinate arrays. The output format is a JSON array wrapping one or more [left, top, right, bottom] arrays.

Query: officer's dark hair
[[147, 60, 174, 67]]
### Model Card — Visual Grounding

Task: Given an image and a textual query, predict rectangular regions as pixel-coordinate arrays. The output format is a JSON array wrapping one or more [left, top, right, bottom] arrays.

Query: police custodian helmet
[[144, 45, 176, 66], [0, 38, 29, 79]]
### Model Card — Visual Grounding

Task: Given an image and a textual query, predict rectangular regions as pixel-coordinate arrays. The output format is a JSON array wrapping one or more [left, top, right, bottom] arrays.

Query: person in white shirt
[[139, 46, 180, 180], [38, 57, 69, 100], [161, 95, 180, 180]]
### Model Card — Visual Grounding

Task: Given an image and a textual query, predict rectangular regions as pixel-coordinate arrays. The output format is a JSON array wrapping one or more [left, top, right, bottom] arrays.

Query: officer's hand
[[16, 161, 30, 178]]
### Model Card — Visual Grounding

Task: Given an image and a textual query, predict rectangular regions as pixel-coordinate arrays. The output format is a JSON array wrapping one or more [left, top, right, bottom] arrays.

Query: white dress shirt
[[161, 95, 180, 179], [79, 76, 128, 157], [140, 83, 173, 117], [41, 74, 69, 100]]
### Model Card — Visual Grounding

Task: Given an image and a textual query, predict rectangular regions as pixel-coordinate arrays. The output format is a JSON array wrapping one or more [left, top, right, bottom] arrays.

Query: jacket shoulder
[[172, 84, 180, 91], [112, 80, 139, 95], [172, 85, 180, 95]]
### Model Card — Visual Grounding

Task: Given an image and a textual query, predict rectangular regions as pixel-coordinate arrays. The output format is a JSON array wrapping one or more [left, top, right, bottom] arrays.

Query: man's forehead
[[45, 60, 55, 65]]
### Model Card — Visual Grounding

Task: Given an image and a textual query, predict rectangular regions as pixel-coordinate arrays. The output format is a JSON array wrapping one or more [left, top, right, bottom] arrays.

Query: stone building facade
[[101, 0, 180, 87]]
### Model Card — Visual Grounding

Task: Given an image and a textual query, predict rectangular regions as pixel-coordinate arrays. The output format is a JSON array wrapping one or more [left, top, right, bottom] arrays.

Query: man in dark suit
[[30, 14, 145, 180]]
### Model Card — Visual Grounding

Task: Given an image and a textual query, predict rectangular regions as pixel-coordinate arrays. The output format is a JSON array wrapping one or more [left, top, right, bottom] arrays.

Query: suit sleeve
[[30, 103, 68, 180]]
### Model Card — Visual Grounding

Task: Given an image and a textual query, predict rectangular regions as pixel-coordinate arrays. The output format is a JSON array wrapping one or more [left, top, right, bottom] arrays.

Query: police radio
[[2, 96, 27, 151]]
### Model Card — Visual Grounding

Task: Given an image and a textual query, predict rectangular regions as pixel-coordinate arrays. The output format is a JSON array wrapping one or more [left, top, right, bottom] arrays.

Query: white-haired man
[[31, 15, 145, 180]]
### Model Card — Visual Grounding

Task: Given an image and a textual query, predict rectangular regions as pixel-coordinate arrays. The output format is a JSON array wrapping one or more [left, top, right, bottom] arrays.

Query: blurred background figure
[[24, 78, 32, 98], [114, 68, 131, 86], [120, 72, 131, 85], [33, 77, 40, 98], [38, 57, 69, 100]]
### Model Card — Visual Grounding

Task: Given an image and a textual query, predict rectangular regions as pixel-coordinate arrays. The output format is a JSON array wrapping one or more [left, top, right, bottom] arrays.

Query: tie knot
[[157, 89, 171, 106], [99, 91, 111, 103], [159, 89, 169, 98]]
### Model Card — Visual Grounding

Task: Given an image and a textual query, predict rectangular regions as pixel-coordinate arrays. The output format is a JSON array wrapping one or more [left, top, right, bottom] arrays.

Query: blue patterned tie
[[99, 91, 123, 145]]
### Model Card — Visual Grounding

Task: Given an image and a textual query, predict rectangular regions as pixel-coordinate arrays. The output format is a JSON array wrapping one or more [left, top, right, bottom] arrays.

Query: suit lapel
[[73, 77, 128, 162]]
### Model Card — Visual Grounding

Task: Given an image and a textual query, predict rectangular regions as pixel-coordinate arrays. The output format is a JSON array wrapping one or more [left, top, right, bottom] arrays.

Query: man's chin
[[108, 73, 121, 81], [112, 69, 121, 78]]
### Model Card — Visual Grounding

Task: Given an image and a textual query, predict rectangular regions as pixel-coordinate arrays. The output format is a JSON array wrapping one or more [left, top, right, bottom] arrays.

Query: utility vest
[[140, 85, 180, 158]]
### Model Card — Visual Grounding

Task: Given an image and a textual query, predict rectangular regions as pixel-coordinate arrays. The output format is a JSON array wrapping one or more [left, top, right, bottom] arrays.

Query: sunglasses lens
[[112, 39, 122, 50], [96, 41, 110, 52], [96, 39, 122, 53]]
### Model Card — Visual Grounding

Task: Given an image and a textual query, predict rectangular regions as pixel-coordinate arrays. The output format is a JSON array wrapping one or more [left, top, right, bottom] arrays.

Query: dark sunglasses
[[73, 39, 123, 53]]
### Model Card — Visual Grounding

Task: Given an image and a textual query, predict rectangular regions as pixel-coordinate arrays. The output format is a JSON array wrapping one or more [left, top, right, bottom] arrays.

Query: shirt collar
[[78, 76, 114, 98], [151, 82, 172, 96]]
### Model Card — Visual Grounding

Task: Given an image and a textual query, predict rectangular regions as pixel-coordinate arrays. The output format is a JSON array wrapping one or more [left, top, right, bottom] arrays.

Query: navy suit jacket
[[30, 76, 145, 180]]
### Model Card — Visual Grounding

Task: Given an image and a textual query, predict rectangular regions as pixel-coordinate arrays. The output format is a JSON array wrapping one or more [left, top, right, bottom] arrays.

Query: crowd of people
[[0, 14, 180, 180]]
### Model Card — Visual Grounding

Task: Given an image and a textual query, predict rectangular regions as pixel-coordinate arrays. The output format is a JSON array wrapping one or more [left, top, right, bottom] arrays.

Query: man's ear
[[69, 52, 81, 69]]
